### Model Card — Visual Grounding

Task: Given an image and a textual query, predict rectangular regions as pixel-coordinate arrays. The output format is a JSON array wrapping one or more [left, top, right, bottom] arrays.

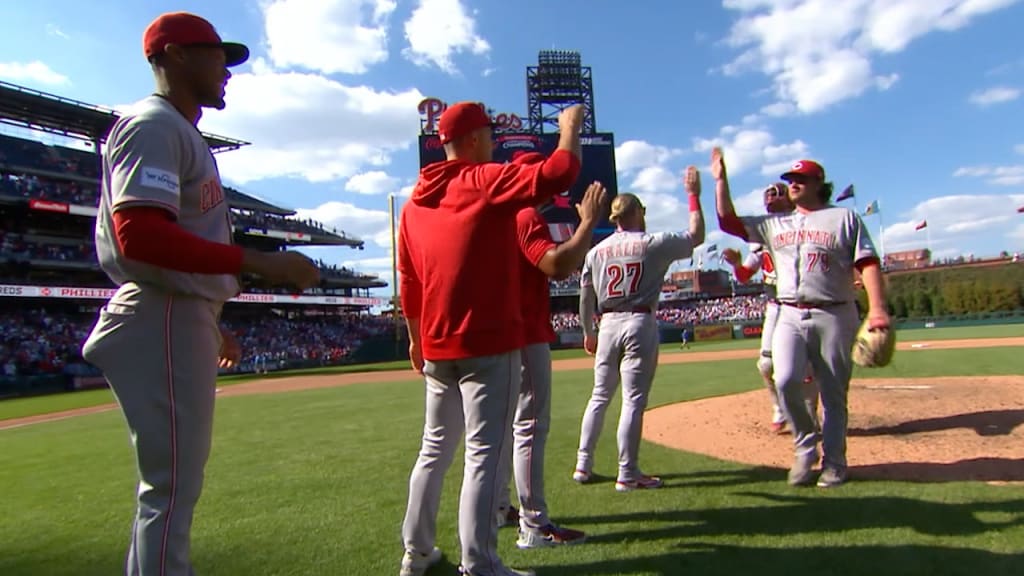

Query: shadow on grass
[[852, 457, 1024, 483], [546, 542, 1024, 576], [563, 493, 1024, 543], [849, 409, 1024, 437]]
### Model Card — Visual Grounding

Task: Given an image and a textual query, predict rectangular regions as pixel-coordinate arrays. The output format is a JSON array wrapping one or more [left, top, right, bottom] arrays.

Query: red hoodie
[[399, 149, 580, 360]]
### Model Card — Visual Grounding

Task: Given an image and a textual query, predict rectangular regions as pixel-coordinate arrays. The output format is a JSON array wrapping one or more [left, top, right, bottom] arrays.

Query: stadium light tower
[[526, 50, 596, 133]]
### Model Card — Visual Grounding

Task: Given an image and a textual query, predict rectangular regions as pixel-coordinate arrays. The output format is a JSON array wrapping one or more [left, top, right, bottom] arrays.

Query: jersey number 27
[[606, 262, 643, 298]]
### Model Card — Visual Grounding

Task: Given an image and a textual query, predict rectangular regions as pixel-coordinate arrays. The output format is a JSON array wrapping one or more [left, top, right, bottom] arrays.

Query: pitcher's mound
[[644, 376, 1024, 483]]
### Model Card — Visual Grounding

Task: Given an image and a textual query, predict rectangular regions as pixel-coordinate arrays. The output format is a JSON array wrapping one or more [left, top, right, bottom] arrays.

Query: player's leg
[[802, 363, 821, 433], [514, 343, 586, 548], [456, 350, 525, 575], [400, 359, 464, 570], [614, 314, 661, 491], [575, 315, 622, 480], [758, 302, 785, 431], [81, 287, 220, 576], [807, 303, 860, 486], [496, 442, 517, 529], [770, 305, 818, 485]]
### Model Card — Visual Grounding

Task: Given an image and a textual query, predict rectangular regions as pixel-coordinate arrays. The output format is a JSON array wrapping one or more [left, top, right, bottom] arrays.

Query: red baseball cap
[[781, 160, 825, 181], [143, 12, 250, 67], [511, 151, 545, 165], [438, 102, 496, 144]]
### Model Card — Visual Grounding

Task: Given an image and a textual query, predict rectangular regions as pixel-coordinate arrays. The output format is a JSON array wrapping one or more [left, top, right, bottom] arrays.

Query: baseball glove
[[852, 320, 895, 368]]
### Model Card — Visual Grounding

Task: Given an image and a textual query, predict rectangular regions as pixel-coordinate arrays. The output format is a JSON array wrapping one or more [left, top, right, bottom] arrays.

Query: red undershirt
[[112, 206, 243, 274]]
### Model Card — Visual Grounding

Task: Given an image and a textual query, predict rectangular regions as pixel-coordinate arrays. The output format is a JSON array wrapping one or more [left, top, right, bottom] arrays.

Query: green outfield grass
[[0, 323, 1021, 422], [0, 342, 1022, 575]]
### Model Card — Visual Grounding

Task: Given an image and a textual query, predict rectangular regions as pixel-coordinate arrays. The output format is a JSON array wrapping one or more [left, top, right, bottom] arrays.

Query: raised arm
[[683, 166, 706, 246], [481, 105, 584, 207], [521, 181, 609, 280]]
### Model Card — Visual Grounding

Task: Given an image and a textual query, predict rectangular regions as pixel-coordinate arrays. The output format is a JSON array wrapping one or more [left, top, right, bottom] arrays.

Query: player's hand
[[243, 250, 321, 290], [576, 181, 609, 225], [558, 104, 585, 134], [218, 326, 241, 369], [409, 341, 424, 373], [710, 147, 727, 181], [583, 334, 597, 355], [721, 248, 742, 266], [867, 307, 891, 331], [684, 166, 701, 196]]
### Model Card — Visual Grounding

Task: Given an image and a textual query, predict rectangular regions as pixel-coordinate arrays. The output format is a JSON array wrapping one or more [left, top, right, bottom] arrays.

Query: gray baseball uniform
[[743, 245, 817, 428], [81, 95, 236, 576], [738, 207, 877, 470], [576, 229, 695, 483]]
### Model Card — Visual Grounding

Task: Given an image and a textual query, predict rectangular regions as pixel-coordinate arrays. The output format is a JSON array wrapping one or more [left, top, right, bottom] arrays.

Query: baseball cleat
[[516, 523, 587, 549], [399, 546, 443, 576], [770, 421, 787, 434], [496, 505, 519, 528], [816, 465, 848, 488], [615, 475, 663, 492], [787, 451, 819, 487], [572, 469, 591, 484]]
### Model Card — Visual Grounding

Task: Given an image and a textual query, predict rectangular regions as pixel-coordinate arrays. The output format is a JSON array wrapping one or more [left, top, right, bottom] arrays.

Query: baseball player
[[721, 183, 818, 434], [397, 102, 584, 576], [494, 151, 606, 548], [679, 328, 691, 350], [713, 148, 890, 488], [80, 13, 319, 576], [573, 168, 705, 492]]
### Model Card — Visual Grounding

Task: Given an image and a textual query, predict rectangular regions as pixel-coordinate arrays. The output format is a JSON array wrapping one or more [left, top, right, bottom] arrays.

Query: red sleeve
[[112, 207, 243, 274], [734, 264, 755, 284], [397, 211, 423, 320], [516, 208, 557, 266], [718, 212, 749, 240], [477, 149, 581, 207]]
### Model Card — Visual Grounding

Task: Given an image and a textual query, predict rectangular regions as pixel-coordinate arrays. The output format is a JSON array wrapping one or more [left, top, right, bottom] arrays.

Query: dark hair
[[818, 181, 834, 203]]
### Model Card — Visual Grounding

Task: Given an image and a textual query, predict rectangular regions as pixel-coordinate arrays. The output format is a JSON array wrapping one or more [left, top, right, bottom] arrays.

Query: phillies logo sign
[[418, 97, 524, 134]]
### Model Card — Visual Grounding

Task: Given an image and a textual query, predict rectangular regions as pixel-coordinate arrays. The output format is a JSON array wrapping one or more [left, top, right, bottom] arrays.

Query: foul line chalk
[[864, 385, 934, 390]]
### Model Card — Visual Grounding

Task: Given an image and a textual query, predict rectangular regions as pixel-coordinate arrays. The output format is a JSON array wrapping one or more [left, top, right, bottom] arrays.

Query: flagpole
[[925, 219, 932, 257]]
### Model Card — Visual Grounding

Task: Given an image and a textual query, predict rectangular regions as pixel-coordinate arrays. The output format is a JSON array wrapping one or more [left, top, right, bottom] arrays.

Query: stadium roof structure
[[226, 187, 294, 216], [0, 80, 249, 153]]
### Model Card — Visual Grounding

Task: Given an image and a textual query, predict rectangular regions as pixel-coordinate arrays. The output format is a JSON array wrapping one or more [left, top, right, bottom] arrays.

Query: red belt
[[600, 306, 652, 314]]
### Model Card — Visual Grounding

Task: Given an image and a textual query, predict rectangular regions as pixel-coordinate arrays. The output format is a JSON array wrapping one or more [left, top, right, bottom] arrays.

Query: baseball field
[[1, 324, 1022, 575]]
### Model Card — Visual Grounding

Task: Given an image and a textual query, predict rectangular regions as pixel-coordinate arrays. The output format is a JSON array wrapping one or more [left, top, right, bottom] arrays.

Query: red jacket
[[399, 150, 579, 360]]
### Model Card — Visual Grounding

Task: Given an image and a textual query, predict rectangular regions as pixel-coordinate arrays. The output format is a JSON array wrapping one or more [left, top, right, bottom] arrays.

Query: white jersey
[[739, 206, 877, 304], [94, 96, 239, 302], [581, 230, 695, 312]]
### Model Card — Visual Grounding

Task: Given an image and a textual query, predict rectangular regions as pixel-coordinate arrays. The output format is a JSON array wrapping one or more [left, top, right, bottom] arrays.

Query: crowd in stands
[[222, 314, 393, 372], [230, 211, 357, 242], [656, 295, 766, 326], [549, 271, 581, 291], [0, 134, 98, 179], [1, 232, 95, 264], [0, 172, 99, 207], [0, 309, 94, 378]]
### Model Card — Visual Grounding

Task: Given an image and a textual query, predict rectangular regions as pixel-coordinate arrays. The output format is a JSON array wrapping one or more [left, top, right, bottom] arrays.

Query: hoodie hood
[[412, 160, 471, 207]]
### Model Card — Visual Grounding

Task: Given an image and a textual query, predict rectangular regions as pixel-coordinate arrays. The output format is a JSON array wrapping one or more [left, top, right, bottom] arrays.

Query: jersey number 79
[[606, 262, 643, 298]]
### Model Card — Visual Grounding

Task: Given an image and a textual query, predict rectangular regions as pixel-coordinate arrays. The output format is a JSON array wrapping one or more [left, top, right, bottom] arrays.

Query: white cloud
[[397, 183, 416, 198], [342, 256, 394, 277], [45, 24, 70, 40], [0, 61, 70, 86], [1011, 223, 1024, 240], [200, 58, 423, 184], [263, 0, 397, 75], [615, 140, 685, 173], [953, 164, 1024, 186], [630, 166, 678, 194], [968, 86, 1021, 106], [402, 0, 490, 74], [345, 171, 401, 195], [692, 127, 811, 177], [720, 0, 1016, 115], [881, 193, 1024, 254], [294, 200, 393, 248], [1015, 144, 1024, 155]]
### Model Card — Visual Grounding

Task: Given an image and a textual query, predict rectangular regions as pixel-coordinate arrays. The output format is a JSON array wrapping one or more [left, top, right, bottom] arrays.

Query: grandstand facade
[[0, 81, 390, 398]]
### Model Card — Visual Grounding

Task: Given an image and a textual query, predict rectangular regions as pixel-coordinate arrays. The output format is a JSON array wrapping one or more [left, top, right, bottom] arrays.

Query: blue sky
[[2, 0, 1024, 298]]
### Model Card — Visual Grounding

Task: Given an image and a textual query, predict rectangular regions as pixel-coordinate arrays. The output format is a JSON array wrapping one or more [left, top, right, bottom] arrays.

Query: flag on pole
[[705, 244, 718, 253], [863, 200, 880, 216], [1018, 205, 1024, 213], [915, 220, 928, 231], [836, 184, 855, 202]]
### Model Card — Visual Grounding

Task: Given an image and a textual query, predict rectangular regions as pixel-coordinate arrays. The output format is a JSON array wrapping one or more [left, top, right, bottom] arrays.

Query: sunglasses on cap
[[764, 184, 786, 199]]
